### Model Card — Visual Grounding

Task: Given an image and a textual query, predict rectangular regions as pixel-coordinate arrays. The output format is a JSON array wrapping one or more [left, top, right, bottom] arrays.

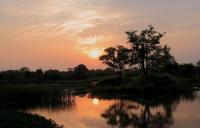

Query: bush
[[125, 73, 182, 93], [0, 111, 63, 128], [179, 64, 197, 78], [142, 73, 178, 92], [97, 77, 121, 86]]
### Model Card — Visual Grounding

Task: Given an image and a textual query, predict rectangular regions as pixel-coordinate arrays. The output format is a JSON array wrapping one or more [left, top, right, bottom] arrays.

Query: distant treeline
[[0, 64, 115, 84], [0, 62, 199, 84]]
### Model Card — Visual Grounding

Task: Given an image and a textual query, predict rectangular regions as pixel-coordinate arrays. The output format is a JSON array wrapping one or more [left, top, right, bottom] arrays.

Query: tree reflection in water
[[91, 92, 196, 128], [102, 101, 174, 128], [0, 86, 76, 112]]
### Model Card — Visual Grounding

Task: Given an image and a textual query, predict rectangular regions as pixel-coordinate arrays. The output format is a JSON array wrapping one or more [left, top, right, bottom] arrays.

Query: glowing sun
[[88, 49, 102, 58], [92, 98, 100, 105]]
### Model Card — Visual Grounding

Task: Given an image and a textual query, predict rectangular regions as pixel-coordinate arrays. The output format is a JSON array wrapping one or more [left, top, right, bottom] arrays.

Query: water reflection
[[0, 86, 76, 111], [90, 92, 197, 128], [0, 85, 199, 128], [101, 101, 173, 128]]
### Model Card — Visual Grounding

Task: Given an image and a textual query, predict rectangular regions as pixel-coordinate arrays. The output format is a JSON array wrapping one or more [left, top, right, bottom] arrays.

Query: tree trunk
[[119, 71, 122, 85], [143, 105, 150, 128], [141, 60, 147, 77]]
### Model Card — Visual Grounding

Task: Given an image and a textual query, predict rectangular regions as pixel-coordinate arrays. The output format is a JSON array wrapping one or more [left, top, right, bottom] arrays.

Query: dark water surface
[[0, 85, 199, 128], [23, 89, 200, 128]]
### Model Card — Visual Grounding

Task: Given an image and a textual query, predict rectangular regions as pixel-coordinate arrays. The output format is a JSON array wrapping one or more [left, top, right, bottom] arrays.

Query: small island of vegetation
[[96, 25, 200, 93]]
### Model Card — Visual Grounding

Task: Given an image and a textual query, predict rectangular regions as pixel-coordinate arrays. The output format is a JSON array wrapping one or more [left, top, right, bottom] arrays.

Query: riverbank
[[0, 82, 199, 128], [92, 73, 200, 94]]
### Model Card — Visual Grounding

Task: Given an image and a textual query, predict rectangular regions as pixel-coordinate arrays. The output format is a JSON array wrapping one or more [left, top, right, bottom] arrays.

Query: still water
[[26, 90, 200, 128]]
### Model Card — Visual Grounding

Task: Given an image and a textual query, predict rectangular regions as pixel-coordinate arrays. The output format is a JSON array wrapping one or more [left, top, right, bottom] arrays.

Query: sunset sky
[[0, 0, 200, 70]]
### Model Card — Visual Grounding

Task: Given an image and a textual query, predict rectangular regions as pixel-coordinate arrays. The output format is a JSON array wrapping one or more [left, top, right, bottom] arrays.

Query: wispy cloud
[[0, 0, 200, 69]]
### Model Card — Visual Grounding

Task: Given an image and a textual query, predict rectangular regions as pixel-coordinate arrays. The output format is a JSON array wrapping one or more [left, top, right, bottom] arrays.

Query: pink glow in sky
[[0, 0, 200, 70]]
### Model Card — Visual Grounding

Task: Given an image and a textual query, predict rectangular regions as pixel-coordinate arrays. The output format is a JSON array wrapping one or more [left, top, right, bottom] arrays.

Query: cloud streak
[[0, 0, 200, 69]]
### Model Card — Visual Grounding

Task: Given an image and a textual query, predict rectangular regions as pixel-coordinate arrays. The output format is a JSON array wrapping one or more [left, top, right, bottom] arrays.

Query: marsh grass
[[0, 85, 72, 128]]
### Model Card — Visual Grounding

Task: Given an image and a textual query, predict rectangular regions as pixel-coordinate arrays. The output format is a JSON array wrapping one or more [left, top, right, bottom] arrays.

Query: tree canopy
[[126, 25, 174, 76], [74, 64, 88, 74], [197, 60, 200, 66], [99, 25, 176, 78], [99, 45, 129, 72], [99, 45, 129, 83]]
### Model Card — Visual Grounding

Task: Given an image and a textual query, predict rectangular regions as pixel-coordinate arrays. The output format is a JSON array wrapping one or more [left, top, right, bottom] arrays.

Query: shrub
[[0, 111, 63, 128]]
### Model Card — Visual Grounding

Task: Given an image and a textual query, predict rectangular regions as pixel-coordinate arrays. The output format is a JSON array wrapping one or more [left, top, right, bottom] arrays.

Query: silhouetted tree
[[197, 60, 200, 67], [197, 60, 200, 77], [161, 62, 179, 75], [35, 69, 44, 81], [74, 64, 88, 73], [44, 70, 63, 80], [0, 73, 3, 80], [2, 70, 22, 81], [19, 67, 30, 79], [73, 64, 89, 79], [158, 46, 176, 66], [126, 25, 168, 76], [99, 45, 129, 83], [155, 45, 178, 73], [179, 64, 197, 78], [20, 67, 30, 72]]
